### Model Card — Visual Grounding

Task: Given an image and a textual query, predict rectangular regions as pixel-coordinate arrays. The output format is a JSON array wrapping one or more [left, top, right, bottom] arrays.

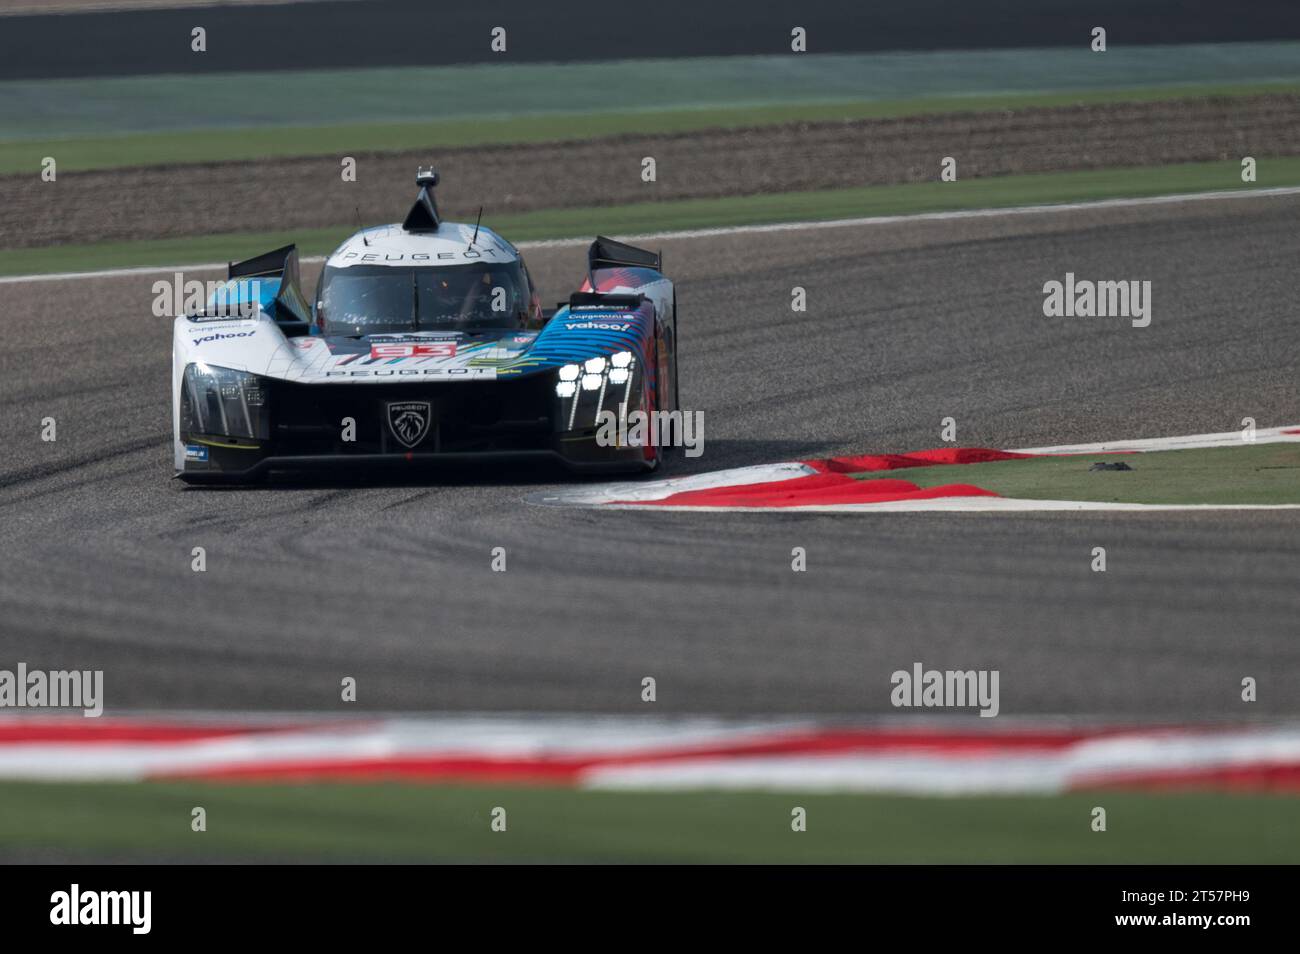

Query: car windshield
[[318, 262, 530, 335]]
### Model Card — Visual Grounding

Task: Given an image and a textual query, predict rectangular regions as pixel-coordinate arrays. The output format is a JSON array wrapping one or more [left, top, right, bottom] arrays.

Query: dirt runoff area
[[4, 93, 1300, 250]]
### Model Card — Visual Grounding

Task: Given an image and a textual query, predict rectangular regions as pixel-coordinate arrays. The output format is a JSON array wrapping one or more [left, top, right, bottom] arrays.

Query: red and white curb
[[1, 716, 1297, 795], [534, 425, 1300, 512]]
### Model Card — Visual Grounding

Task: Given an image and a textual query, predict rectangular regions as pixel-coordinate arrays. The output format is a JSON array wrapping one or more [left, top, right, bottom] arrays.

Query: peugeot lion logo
[[387, 401, 432, 448]]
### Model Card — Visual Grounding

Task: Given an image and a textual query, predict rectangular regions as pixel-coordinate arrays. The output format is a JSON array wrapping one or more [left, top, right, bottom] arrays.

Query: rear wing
[[588, 236, 661, 274], [229, 243, 297, 281], [223, 243, 312, 332], [574, 236, 664, 309]]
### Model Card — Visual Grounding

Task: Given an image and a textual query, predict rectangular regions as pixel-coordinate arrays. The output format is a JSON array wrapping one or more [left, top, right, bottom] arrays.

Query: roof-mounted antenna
[[469, 206, 483, 248], [355, 206, 369, 247]]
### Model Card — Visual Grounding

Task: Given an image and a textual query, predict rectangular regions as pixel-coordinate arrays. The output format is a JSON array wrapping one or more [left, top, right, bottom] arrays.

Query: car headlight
[[181, 363, 269, 441], [553, 353, 641, 429]]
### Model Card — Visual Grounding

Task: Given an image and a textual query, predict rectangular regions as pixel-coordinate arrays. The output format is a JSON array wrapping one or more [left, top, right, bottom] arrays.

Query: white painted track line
[[4, 185, 1300, 285], [1016, 424, 1300, 454]]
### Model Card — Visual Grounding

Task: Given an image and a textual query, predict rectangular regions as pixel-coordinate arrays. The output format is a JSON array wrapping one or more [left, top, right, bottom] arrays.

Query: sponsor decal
[[184, 445, 209, 462], [565, 320, 632, 332], [370, 341, 457, 359], [324, 367, 495, 378], [370, 333, 461, 342], [336, 241, 511, 264], [191, 330, 256, 346], [387, 401, 432, 448]]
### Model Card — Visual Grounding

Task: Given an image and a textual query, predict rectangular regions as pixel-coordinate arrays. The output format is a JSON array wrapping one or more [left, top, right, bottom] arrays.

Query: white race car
[[172, 170, 678, 483]]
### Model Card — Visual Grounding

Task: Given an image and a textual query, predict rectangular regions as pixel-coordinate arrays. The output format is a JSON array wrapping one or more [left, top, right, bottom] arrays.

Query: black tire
[[176, 471, 266, 487], [643, 326, 663, 472], [671, 289, 680, 413]]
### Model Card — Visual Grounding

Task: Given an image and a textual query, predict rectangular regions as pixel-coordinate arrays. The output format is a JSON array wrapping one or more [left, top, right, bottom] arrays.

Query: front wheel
[[641, 333, 662, 472], [176, 470, 267, 487], [671, 289, 680, 413]]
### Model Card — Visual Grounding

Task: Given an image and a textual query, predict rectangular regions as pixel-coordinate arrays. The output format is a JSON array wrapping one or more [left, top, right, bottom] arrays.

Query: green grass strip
[[2, 82, 1296, 176], [8, 42, 1300, 142], [4, 158, 1298, 279], [854, 443, 1300, 506], [1, 781, 1296, 862]]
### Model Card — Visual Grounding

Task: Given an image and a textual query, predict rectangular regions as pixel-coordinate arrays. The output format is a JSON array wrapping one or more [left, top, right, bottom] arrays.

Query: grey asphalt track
[[1, 193, 1297, 717]]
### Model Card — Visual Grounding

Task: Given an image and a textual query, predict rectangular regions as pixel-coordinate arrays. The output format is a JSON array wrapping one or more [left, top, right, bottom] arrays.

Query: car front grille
[[264, 377, 555, 455]]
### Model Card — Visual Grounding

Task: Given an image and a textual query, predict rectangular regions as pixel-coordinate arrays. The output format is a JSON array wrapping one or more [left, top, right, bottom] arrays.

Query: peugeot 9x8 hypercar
[[172, 169, 678, 482]]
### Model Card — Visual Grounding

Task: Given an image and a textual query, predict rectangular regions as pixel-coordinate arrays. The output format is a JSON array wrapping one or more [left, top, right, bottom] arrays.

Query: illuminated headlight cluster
[[555, 351, 638, 428], [555, 352, 635, 398], [608, 350, 633, 385], [180, 362, 269, 441], [556, 363, 580, 398]]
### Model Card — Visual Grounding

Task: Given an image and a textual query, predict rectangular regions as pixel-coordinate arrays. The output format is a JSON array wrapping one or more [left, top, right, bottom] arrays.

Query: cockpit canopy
[[317, 260, 532, 335]]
